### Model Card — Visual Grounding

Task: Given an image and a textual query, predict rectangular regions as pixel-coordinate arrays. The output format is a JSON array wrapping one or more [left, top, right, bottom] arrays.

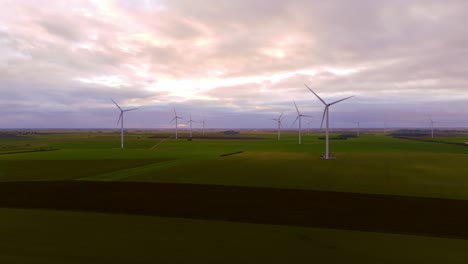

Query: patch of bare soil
[[1, 181, 468, 239]]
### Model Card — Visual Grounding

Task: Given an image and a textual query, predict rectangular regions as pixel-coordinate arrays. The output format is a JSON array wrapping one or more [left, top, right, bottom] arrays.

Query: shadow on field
[[1, 181, 468, 240]]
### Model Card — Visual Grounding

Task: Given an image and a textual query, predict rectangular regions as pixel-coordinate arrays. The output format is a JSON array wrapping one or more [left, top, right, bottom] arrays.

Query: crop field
[[1, 130, 468, 263]]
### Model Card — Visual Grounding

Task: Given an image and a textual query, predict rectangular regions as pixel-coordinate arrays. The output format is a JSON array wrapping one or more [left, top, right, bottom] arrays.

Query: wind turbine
[[291, 101, 312, 144], [170, 108, 184, 140], [271, 112, 284, 140], [201, 118, 207, 136], [428, 115, 436, 139], [187, 114, 196, 138], [353, 121, 360, 137], [305, 84, 354, 159], [111, 98, 138, 149]]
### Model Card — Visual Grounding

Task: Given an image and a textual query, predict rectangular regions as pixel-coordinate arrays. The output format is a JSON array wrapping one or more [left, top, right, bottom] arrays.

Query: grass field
[[2, 208, 468, 264], [1, 130, 467, 199], [1, 129, 468, 263]]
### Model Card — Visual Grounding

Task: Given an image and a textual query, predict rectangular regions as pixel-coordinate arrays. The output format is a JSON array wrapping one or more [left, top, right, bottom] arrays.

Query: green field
[[1, 130, 468, 263], [2, 208, 468, 264], [1, 131, 468, 199]]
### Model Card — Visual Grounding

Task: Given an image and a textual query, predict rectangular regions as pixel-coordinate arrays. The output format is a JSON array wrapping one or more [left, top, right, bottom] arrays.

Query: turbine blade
[[117, 112, 123, 126], [320, 107, 327, 129], [330, 95, 354, 105], [173, 107, 177, 116], [303, 115, 313, 118], [304, 84, 326, 105], [124, 108, 138, 112], [111, 98, 122, 111], [279, 111, 284, 119], [293, 101, 300, 115], [291, 116, 300, 128], [169, 117, 176, 124]]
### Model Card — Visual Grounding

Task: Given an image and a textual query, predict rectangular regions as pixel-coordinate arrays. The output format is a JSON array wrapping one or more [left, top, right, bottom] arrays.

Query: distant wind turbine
[[201, 118, 207, 136], [353, 121, 360, 137], [428, 115, 436, 139], [271, 112, 284, 140], [291, 101, 312, 144], [170, 108, 184, 140], [111, 98, 138, 149], [187, 114, 196, 138], [305, 84, 354, 159]]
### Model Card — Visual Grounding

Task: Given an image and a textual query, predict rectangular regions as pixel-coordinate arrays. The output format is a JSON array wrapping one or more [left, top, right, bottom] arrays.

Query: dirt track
[[1, 181, 468, 239]]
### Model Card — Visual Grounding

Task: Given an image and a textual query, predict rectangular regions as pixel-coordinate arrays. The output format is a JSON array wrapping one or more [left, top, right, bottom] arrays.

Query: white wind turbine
[[187, 114, 197, 138], [291, 101, 312, 144], [111, 98, 138, 149], [201, 118, 207, 136], [170, 108, 184, 140], [428, 115, 436, 139], [271, 112, 284, 140], [353, 121, 360, 137], [305, 84, 354, 159]]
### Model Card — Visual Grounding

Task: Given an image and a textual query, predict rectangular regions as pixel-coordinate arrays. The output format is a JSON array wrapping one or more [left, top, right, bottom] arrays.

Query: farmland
[[1, 130, 467, 199], [1, 129, 468, 263]]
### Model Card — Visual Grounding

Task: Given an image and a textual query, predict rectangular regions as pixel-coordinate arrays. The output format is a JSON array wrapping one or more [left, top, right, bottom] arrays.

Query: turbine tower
[[429, 115, 436, 139], [201, 118, 207, 136], [354, 121, 360, 137], [271, 112, 284, 140], [291, 101, 312, 145], [111, 99, 138, 149], [305, 84, 354, 159], [170, 108, 184, 140]]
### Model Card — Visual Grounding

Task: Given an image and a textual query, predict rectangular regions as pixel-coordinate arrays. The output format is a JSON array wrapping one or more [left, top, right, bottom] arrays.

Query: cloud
[[0, 0, 467, 128]]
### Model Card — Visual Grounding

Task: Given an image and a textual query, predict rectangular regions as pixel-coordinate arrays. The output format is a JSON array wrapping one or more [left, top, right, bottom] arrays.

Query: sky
[[0, 0, 467, 129]]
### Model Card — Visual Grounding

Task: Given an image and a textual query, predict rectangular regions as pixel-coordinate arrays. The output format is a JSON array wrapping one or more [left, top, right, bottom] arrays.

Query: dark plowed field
[[1, 181, 468, 239]]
